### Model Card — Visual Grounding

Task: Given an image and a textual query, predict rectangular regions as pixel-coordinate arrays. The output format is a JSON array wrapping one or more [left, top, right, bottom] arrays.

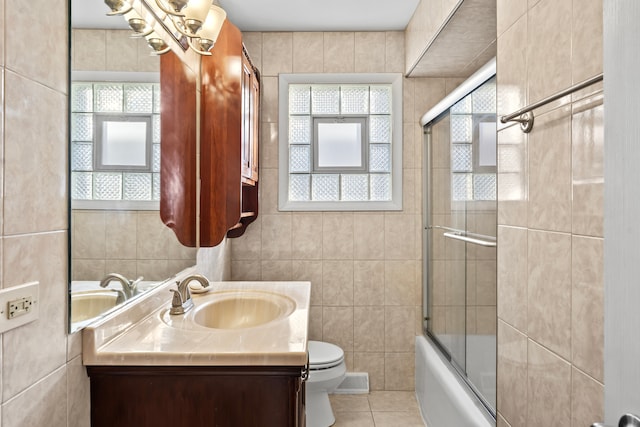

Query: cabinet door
[[241, 54, 259, 184]]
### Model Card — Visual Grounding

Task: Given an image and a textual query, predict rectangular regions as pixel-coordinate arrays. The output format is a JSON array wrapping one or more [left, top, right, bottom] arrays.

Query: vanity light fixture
[[104, 0, 226, 56]]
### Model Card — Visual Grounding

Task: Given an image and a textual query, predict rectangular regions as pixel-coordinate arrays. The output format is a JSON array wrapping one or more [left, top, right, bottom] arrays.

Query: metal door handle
[[592, 413, 640, 427]]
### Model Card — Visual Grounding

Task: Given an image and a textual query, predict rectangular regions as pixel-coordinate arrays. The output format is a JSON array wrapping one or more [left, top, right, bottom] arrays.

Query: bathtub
[[415, 335, 495, 427]]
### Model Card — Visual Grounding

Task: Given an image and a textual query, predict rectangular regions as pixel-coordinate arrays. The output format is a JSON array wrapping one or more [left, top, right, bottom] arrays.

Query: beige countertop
[[82, 274, 310, 367]]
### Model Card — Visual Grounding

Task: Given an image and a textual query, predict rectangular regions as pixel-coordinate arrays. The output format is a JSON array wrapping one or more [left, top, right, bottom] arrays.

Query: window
[[449, 76, 497, 201], [70, 81, 160, 206], [279, 74, 403, 211]]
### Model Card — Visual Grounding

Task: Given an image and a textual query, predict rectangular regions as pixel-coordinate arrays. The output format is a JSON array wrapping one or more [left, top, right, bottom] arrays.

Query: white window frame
[[278, 73, 403, 211]]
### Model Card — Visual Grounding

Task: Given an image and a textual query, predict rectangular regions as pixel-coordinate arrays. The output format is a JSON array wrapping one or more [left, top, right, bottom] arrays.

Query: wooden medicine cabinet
[[160, 20, 260, 247]]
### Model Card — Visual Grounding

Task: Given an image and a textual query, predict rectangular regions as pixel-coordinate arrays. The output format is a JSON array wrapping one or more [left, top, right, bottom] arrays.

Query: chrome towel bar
[[500, 73, 603, 133], [443, 232, 496, 248]]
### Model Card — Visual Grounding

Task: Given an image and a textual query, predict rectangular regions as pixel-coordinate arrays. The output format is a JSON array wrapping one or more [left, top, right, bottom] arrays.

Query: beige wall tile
[[262, 32, 293, 76], [260, 260, 292, 281], [384, 306, 415, 352], [0, 0, 4, 67], [1, 367, 67, 427], [258, 168, 279, 214], [308, 306, 323, 341], [136, 37, 159, 72], [413, 78, 446, 124], [572, 368, 604, 427], [527, 0, 572, 103], [261, 214, 292, 260], [242, 32, 263, 72], [572, 98, 604, 237], [323, 306, 354, 352], [527, 340, 571, 426], [3, 71, 66, 235], [497, 226, 528, 331], [384, 215, 417, 260], [355, 32, 386, 73], [73, 29, 106, 71], [229, 216, 261, 260], [323, 260, 354, 306], [477, 306, 497, 334], [353, 352, 385, 391], [292, 260, 323, 306], [402, 78, 415, 125], [105, 30, 138, 71], [385, 260, 417, 306], [104, 211, 137, 260], [137, 212, 196, 260], [72, 259, 106, 281], [67, 357, 91, 427], [497, 125, 528, 227], [354, 214, 385, 260], [322, 213, 354, 259], [230, 259, 261, 281], [2, 232, 68, 400], [354, 306, 385, 352], [528, 107, 572, 233], [572, 236, 604, 382], [260, 76, 279, 124], [498, 321, 527, 427], [260, 121, 279, 169], [323, 32, 355, 73], [384, 353, 415, 390], [72, 211, 106, 260], [292, 213, 323, 259], [354, 260, 385, 306], [528, 230, 572, 359], [105, 260, 137, 280], [572, 0, 603, 83], [497, 414, 511, 427], [497, 15, 526, 118], [136, 259, 194, 281], [293, 33, 324, 73], [5, 0, 67, 92], [497, 0, 527, 37], [385, 32, 404, 73]]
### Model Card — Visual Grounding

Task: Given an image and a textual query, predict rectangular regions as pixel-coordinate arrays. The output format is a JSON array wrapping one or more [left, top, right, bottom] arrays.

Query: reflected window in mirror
[[70, 82, 161, 203]]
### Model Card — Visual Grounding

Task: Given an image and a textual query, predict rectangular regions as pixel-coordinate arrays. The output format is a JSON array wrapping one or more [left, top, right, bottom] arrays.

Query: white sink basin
[[162, 290, 296, 330], [71, 290, 121, 323]]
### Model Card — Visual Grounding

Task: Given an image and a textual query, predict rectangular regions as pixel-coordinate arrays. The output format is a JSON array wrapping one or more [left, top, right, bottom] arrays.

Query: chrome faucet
[[169, 274, 210, 315], [99, 273, 143, 300]]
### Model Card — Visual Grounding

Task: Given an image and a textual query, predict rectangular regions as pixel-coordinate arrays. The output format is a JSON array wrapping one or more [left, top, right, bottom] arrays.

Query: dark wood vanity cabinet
[[87, 365, 306, 427], [160, 19, 260, 247]]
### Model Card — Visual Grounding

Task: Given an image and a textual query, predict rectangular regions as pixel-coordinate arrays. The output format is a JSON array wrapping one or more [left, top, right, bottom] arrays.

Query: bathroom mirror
[[68, 0, 198, 332]]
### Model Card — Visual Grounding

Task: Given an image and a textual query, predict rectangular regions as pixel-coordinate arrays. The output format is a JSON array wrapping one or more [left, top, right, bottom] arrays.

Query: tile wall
[[496, 0, 604, 425], [0, 1, 90, 427], [71, 210, 197, 282], [231, 31, 462, 391]]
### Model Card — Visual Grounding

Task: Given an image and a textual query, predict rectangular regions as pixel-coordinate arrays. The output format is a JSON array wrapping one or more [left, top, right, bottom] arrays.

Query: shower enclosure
[[422, 68, 497, 416]]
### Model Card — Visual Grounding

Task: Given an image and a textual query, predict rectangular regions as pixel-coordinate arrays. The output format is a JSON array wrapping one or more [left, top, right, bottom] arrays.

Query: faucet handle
[[169, 288, 183, 307]]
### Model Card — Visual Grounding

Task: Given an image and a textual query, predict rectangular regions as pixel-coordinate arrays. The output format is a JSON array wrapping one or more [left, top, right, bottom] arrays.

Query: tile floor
[[329, 391, 426, 427]]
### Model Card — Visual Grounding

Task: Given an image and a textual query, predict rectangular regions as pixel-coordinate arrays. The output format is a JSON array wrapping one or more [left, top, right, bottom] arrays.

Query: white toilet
[[306, 340, 347, 427]]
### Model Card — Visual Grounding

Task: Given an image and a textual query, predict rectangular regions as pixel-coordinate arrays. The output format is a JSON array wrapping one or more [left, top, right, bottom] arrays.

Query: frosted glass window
[[311, 86, 340, 114], [341, 174, 369, 201], [341, 86, 369, 114], [125, 84, 153, 113], [451, 115, 472, 143], [478, 122, 497, 167], [71, 82, 160, 203], [95, 84, 123, 112], [473, 173, 497, 200], [279, 74, 403, 210], [452, 144, 472, 172], [289, 85, 311, 114], [314, 119, 366, 171], [312, 174, 339, 201], [95, 115, 152, 171]]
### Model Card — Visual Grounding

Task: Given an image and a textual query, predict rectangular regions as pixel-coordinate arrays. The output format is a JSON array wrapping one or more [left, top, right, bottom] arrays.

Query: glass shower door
[[423, 76, 497, 413]]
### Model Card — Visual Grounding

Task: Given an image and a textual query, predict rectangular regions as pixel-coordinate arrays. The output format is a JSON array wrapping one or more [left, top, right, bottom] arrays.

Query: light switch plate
[[0, 282, 40, 334]]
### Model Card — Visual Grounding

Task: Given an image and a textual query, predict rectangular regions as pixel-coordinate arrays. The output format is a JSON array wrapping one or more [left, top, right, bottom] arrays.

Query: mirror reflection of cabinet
[[160, 20, 260, 247]]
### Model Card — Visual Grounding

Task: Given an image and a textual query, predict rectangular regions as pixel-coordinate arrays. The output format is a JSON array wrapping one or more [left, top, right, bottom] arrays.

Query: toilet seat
[[308, 340, 344, 370]]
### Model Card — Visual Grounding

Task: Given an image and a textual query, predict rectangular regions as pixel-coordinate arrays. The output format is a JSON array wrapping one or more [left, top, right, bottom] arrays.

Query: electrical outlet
[[0, 282, 40, 334]]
